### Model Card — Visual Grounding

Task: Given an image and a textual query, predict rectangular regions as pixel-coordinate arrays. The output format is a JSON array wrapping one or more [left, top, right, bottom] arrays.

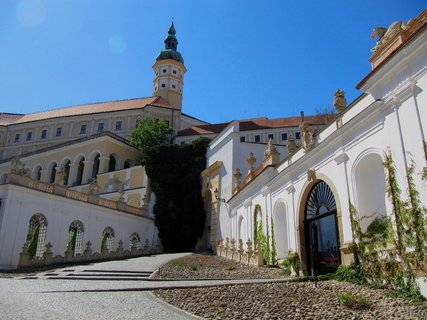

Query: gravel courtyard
[[154, 254, 427, 320]]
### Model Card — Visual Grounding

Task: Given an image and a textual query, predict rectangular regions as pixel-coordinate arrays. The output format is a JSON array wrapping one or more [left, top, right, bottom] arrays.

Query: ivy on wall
[[145, 138, 210, 252], [27, 224, 40, 258], [348, 150, 427, 300], [423, 141, 427, 180], [254, 204, 277, 265]]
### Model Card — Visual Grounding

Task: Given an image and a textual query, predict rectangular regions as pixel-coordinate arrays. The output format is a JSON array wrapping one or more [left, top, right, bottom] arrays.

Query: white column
[[40, 169, 51, 183], [98, 156, 110, 174], [67, 163, 78, 187], [82, 160, 94, 184]]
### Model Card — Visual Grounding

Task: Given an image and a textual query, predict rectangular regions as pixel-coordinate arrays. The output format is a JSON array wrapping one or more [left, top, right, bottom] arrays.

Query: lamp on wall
[[214, 188, 226, 203]]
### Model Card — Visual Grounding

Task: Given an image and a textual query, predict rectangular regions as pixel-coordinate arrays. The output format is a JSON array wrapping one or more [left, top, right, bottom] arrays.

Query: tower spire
[[164, 21, 178, 51], [153, 22, 187, 110]]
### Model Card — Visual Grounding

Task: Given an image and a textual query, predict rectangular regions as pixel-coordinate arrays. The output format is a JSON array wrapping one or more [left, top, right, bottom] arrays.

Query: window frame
[[97, 122, 105, 133], [80, 124, 87, 135]]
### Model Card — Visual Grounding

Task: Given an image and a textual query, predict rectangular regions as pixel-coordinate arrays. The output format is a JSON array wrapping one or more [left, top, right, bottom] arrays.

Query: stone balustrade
[[217, 237, 263, 267], [6, 173, 149, 218], [17, 238, 162, 269]]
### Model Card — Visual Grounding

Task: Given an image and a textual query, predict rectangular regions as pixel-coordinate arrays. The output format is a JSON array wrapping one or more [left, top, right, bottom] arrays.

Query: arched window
[[130, 232, 141, 249], [67, 220, 84, 256], [76, 158, 85, 185], [124, 159, 132, 169], [237, 216, 244, 242], [32, 166, 42, 181], [304, 180, 340, 276], [92, 154, 100, 179], [354, 153, 388, 232], [108, 154, 116, 172], [26, 214, 48, 258], [49, 163, 57, 184], [62, 160, 71, 186], [101, 227, 115, 252], [273, 201, 288, 259], [0, 173, 7, 184]]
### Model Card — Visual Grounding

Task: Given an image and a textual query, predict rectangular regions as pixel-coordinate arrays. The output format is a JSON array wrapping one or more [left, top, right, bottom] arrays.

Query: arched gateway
[[304, 180, 340, 275]]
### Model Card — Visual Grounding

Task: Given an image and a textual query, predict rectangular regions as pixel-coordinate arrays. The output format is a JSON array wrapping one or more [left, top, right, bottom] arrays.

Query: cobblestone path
[[0, 253, 203, 320]]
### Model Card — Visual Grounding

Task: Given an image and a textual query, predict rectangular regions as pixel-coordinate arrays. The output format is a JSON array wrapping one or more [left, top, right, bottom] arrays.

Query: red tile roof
[[2, 96, 177, 126], [176, 115, 330, 137], [0, 113, 25, 126], [238, 115, 328, 131], [176, 122, 230, 136]]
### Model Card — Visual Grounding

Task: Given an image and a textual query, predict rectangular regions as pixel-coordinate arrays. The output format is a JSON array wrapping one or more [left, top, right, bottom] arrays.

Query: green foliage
[[130, 117, 174, 161], [346, 150, 427, 301], [225, 262, 237, 271], [256, 219, 269, 265], [270, 218, 277, 266], [253, 205, 278, 265], [67, 229, 77, 252], [101, 232, 108, 251], [27, 224, 40, 258], [338, 292, 371, 310], [405, 160, 427, 266], [334, 264, 365, 285], [145, 138, 210, 252], [281, 251, 300, 276], [423, 141, 427, 180], [388, 276, 425, 302]]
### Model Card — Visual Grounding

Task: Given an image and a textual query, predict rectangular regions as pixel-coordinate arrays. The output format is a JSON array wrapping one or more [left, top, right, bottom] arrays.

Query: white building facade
[[202, 9, 427, 293]]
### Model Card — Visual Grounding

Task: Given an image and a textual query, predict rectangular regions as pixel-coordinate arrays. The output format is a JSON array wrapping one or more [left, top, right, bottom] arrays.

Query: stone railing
[[17, 239, 163, 269], [216, 238, 263, 267], [6, 173, 149, 219]]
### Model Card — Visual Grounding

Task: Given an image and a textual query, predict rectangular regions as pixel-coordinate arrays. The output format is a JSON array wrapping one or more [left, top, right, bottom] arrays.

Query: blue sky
[[0, 1, 425, 124]]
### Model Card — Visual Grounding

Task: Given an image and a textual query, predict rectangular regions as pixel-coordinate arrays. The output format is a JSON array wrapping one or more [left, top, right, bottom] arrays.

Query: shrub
[[338, 292, 371, 310], [334, 264, 365, 284], [225, 262, 237, 271], [281, 251, 299, 276]]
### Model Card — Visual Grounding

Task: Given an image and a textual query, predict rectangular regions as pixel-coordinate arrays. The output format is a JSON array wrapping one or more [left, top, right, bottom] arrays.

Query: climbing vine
[[270, 218, 278, 265], [252, 205, 278, 266], [423, 141, 427, 180], [67, 229, 77, 252], [347, 150, 427, 300], [27, 223, 40, 258]]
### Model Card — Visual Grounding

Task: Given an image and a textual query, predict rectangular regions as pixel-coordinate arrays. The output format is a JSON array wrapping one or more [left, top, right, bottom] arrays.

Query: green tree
[[130, 117, 174, 160], [145, 138, 210, 252]]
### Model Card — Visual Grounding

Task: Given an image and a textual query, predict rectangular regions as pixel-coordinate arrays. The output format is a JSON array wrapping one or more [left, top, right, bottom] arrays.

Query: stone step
[[19, 269, 153, 281]]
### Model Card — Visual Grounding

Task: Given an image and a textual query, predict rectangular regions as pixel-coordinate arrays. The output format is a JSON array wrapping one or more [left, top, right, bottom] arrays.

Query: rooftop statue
[[333, 89, 347, 112], [9, 157, 29, 177], [371, 21, 407, 53], [299, 112, 315, 153]]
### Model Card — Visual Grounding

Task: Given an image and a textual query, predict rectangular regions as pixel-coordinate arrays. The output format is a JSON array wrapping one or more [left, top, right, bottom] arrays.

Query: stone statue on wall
[[333, 89, 347, 112], [88, 178, 100, 194], [371, 21, 407, 53], [264, 138, 276, 158], [370, 27, 387, 42], [287, 133, 296, 153], [54, 167, 65, 185], [233, 168, 242, 188], [9, 157, 30, 177], [307, 168, 317, 181], [247, 152, 256, 175], [299, 112, 315, 153]]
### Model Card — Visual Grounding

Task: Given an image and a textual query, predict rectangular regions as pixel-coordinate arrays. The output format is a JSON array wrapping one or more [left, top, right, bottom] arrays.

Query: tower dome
[[156, 22, 184, 63]]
